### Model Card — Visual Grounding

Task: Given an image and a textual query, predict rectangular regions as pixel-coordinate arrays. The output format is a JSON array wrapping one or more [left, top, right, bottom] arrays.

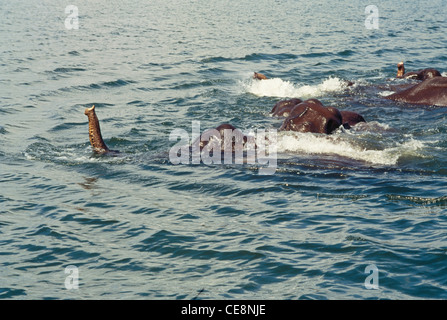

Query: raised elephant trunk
[[84, 105, 110, 153], [397, 61, 405, 78]]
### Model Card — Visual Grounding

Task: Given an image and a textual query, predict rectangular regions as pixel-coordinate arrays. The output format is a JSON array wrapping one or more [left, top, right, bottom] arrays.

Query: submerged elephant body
[[386, 77, 447, 107]]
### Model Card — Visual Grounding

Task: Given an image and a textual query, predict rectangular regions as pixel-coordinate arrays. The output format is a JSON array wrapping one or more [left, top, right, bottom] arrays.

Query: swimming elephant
[[195, 123, 249, 152], [84, 105, 119, 154], [386, 76, 447, 107], [84, 106, 254, 156], [396, 61, 441, 81], [279, 99, 344, 134], [191, 123, 261, 165], [272, 98, 365, 132]]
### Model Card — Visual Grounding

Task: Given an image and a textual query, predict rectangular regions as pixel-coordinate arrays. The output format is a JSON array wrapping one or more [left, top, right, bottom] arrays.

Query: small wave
[[57, 79, 135, 93], [200, 56, 233, 63], [386, 194, 447, 207], [276, 131, 426, 166], [243, 52, 299, 61], [349, 121, 394, 133], [52, 67, 86, 73], [101, 79, 134, 87], [24, 142, 126, 165], [242, 76, 348, 98]]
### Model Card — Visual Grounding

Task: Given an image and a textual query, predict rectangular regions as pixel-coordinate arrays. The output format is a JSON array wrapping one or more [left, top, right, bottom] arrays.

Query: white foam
[[349, 121, 393, 132], [276, 131, 426, 166], [378, 90, 395, 97], [24, 146, 125, 164], [243, 77, 348, 98]]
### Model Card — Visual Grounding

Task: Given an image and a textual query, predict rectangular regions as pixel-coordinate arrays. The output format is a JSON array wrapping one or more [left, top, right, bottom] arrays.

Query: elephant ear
[[271, 98, 302, 115], [325, 118, 341, 134], [340, 111, 366, 127]]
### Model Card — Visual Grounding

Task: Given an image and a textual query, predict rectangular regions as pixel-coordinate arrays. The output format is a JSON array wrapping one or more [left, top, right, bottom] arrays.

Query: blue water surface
[[1, 0, 447, 299]]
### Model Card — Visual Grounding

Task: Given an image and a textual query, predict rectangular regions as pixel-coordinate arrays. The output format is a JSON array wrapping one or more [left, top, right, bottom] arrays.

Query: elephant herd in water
[[85, 62, 447, 155]]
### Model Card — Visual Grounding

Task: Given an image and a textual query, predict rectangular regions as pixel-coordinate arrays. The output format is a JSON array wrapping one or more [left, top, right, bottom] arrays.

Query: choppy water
[[1, 0, 447, 299]]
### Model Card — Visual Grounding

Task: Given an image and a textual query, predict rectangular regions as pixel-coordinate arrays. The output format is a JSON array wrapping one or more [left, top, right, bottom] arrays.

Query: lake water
[[1, 0, 447, 299]]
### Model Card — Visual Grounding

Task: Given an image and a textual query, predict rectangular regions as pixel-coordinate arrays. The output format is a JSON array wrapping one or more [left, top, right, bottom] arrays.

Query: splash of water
[[243, 76, 348, 98], [275, 130, 426, 166]]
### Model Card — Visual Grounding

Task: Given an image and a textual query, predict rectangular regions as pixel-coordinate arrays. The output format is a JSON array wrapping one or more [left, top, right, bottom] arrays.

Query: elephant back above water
[[386, 76, 447, 107], [279, 99, 343, 134]]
